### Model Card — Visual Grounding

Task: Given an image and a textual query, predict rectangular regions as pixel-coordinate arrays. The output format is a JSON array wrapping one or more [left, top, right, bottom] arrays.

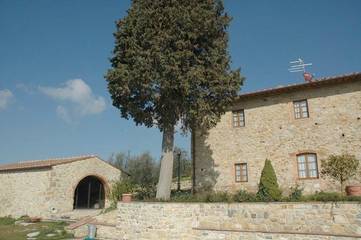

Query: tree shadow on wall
[[194, 129, 220, 192]]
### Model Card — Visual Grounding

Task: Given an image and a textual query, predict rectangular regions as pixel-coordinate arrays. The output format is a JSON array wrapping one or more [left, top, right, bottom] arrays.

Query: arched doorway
[[73, 176, 105, 209]]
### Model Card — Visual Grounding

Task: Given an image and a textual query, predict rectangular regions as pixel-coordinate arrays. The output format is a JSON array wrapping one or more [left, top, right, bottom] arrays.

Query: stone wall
[[117, 202, 361, 240], [48, 157, 121, 216], [0, 168, 51, 217], [0, 157, 121, 218], [194, 80, 361, 194]]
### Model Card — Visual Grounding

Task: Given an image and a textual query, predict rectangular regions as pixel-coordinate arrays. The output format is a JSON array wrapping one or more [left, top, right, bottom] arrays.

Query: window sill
[[297, 177, 319, 180]]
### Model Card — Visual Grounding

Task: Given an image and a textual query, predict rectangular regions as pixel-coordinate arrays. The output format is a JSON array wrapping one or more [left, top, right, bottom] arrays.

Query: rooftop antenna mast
[[288, 58, 314, 82]]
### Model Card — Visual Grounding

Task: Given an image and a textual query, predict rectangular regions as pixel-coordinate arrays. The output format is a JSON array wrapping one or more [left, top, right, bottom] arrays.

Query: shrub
[[168, 191, 233, 203], [257, 159, 282, 201], [302, 191, 361, 202], [170, 190, 195, 202], [321, 154, 360, 194], [346, 195, 361, 202], [233, 189, 257, 202], [110, 177, 134, 207], [146, 189, 361, 203], [0, 216, 15, 225], [205, 191, 233, 202], [135, 185, 157, 200], [17, 215, 30, 222], [287, 185, 304, 201], [305, 191, 344, 202]]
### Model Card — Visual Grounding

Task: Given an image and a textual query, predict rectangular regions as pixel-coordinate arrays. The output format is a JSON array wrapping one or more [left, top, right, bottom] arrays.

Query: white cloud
[[15, 83, 34, 94], [39, 79, 106, 122], [56, 105, 72, 123], [0, 89, 14, 111]]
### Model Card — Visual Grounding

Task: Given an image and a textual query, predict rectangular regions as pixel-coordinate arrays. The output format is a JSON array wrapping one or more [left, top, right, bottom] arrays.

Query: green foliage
[[170, 191, 233, 202], [305, 191, 343, 201], [286, 185, 304, 201], [170, 190, 198, 202], [144, 189, 361, 203], [204, 191, 233, 202], [0, 216, 15, 225], [257, 159, 282, 201], [102, 205, 117, 214], [135, 185, 157, 200], [106, 0, 243, 132], [110, 178, 135, 207], [109, 151, 159, 189], [346, 195, 361, 202], [109, 149, 192, 200], [108, 152, 128, 171], [17, 215, 30, 222], [127, 152, 159, 187], [106, 0, 243, 200], [303, 191, 360, 202], [109, 151, 163, 202], [233, 189, 257, 202], [0, 219, 73, 240], [321, 154, 360, 193]]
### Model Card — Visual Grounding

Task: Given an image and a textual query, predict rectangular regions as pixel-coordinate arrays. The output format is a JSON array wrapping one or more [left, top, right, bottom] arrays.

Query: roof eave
[[234, 72, 361, 102]]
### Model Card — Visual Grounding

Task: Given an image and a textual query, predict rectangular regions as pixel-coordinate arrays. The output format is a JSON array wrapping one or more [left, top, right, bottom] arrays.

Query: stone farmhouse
[[0, 155, 122, 218], [193, 72, 361, 194]]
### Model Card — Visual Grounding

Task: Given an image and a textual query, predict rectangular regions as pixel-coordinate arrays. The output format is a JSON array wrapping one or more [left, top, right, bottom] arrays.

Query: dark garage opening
[[73, 176, 105, 209]]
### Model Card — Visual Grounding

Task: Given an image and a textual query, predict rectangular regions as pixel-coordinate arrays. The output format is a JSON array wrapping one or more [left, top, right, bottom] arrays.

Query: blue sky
[[0, 0, 360, 164]]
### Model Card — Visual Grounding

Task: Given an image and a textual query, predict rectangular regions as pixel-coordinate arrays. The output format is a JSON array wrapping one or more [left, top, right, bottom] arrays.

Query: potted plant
[[122, 193, 133, 203], [345, 185, 361, 196], [110, 177, 134, 205], [321, 154, 360, 196]]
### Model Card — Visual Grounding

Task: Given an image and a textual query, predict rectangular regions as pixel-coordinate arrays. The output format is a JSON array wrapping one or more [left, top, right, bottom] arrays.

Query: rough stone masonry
[[117, 202, 361, 240], [193, 73, 361, 194]]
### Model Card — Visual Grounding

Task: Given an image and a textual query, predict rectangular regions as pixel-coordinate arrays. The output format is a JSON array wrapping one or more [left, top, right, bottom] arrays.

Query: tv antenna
[[288, 58, 314, 82]]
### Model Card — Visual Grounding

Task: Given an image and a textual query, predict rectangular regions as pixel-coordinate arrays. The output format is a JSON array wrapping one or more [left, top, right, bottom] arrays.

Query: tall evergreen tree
[[106, 0, 243, 199]]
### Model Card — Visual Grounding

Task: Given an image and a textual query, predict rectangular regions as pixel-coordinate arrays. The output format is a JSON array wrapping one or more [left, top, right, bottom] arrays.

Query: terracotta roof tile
[[0, 155, 97, 172], [236, 72, 361, 100]]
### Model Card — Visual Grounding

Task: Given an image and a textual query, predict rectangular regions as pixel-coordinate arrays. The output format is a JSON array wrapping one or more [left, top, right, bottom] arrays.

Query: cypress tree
[[257, 159, 282, 201], [106, 0, 243, 200]]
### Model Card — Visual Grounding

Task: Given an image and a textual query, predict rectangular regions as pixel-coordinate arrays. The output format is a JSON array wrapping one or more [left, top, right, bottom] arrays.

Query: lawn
[[0, 216, 74, 240]]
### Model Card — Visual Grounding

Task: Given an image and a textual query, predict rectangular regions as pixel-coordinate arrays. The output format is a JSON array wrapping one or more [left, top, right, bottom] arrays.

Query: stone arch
[[73, 175, 109, 209]]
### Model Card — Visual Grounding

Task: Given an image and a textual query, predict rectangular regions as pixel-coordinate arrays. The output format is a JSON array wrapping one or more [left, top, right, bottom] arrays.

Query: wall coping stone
[[193, 227, 361, 239], [118, 201, 361, 205]]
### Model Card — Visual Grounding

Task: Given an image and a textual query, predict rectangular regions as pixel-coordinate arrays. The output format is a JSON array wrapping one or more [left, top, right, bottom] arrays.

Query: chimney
[[303, 72, 313, 82]]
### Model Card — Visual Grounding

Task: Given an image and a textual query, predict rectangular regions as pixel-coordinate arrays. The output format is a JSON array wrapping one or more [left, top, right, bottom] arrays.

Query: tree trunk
[[340, 179, 345, 195], [156, 125, 175, 200]]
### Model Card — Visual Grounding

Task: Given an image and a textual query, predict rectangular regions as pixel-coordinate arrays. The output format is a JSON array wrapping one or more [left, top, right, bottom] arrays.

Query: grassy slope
[[0, 218, 73, 240]]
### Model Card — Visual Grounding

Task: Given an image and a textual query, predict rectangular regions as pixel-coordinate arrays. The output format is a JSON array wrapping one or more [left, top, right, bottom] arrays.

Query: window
[[297, 153, 318, 179], [232, 110, 245, 127], [293, 100, 309, 119], [235, 163, 248, 182]]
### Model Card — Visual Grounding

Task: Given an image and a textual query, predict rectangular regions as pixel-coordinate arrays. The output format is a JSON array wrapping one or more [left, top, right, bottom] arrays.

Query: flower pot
[[122, 193, 132, 203], [29, 217, 41, 223], [345, 186, 361, 196]]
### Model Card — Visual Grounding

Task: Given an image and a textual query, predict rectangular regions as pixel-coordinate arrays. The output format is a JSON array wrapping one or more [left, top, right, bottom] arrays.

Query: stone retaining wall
[[117, 202, 361, 240]]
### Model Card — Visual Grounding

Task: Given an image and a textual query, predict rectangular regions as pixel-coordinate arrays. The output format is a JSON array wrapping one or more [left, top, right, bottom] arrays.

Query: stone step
[[66, 216, 95, 230]]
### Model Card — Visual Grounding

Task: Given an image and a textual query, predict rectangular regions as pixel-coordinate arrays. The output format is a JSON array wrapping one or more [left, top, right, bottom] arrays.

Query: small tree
[[321, 154, 360, 194], [257, 159, 282, 201]]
